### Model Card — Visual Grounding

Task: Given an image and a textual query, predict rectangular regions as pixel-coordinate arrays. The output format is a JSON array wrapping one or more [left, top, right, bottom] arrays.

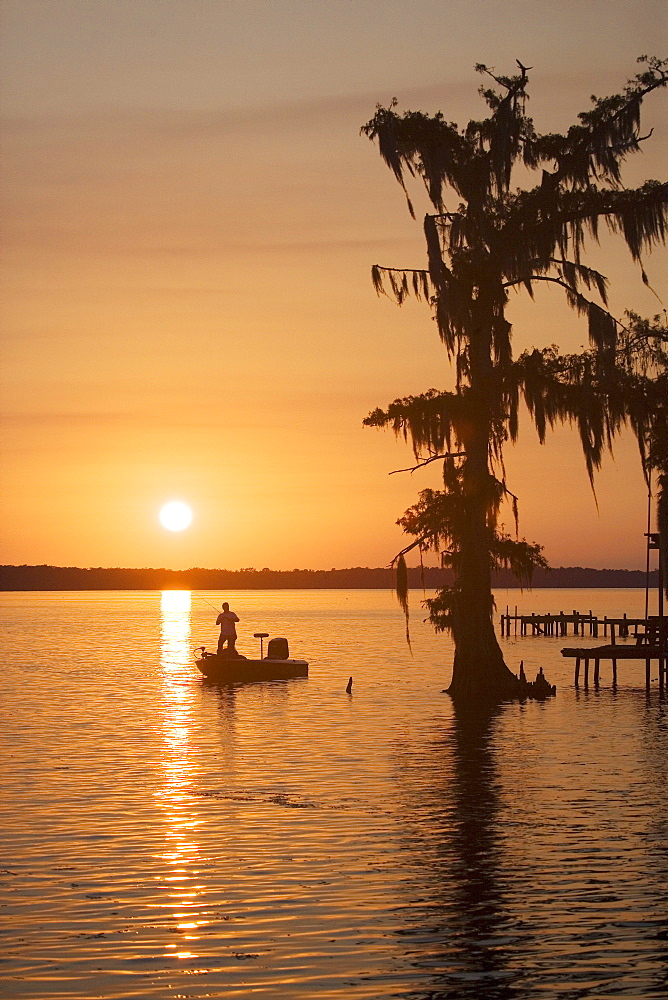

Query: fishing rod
[[192, 596, 221, 659], [195, 594, 222, 613]]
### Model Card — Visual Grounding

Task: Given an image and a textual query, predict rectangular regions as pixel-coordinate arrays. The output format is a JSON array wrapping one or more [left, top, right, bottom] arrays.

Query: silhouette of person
[[216, 602, 240, 656]]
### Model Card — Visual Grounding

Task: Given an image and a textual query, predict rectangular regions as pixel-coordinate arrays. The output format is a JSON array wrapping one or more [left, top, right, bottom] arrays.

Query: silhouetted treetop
[[361, 57, 667, 701]]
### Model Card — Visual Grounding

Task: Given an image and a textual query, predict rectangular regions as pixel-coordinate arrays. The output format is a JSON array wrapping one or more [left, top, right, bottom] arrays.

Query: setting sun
[[159, 502, 193, 532]]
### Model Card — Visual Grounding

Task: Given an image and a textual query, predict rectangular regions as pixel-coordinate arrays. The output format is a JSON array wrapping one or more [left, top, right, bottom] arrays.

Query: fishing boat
[[194, 634, 308, 683]]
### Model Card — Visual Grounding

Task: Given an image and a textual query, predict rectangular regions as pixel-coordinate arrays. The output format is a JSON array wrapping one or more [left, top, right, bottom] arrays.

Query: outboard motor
[[266, 637, 289, 660]]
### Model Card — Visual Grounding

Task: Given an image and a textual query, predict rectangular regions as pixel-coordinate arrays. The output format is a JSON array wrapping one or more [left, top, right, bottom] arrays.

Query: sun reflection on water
[[156, 591, 208, 958]]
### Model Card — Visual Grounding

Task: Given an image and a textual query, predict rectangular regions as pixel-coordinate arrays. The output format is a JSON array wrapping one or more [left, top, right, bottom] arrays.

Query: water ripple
[[1, 589, 667, 998]]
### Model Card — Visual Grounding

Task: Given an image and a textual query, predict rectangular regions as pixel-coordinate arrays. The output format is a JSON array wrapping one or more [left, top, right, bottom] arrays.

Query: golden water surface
[[1, 589, 667, 998]]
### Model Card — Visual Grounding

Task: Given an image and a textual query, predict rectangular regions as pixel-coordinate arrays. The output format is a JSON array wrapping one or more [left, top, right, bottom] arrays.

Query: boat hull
[[195, 655, 309, 683]]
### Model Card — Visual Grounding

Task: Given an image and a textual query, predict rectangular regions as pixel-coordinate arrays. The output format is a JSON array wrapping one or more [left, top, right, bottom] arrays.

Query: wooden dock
[[500, 608, 667, 691], [561, 644, 666, 691], [500, 608, 653, 639], [507, 528, 667, 691], [560, 619, 667, 692], [501, 609, 597, 636]]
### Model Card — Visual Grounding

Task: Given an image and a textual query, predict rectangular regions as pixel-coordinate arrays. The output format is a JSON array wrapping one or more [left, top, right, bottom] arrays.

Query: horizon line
[[1, 562, 654, 575]]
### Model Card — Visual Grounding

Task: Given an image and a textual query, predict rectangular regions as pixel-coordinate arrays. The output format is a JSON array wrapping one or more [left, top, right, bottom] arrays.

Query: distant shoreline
[[0, 564, 659, 591]]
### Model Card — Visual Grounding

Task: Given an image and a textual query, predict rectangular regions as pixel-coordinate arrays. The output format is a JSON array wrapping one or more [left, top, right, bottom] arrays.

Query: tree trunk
[[446, 305, 523, 701], [447, 596, 520, 700], [446, 435, 520, 701]]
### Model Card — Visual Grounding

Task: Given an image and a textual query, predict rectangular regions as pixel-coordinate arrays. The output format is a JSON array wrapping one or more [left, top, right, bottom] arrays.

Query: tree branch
[[543, 61, 667, 186], [502, 274, 578, 292], [373, 265, 430, 275], [389, 452, 467, 475], [502, 274, 616, 316], [501, 483, 519, 502], [390, 535, 432, 565]]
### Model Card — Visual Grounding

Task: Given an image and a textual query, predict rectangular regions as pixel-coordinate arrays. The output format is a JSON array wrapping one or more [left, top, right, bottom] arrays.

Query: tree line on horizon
[[0, 564, 659, 591]]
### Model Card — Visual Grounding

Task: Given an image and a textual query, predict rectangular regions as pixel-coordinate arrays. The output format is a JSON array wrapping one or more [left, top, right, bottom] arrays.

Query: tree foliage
[[361, 58, 667, 688]]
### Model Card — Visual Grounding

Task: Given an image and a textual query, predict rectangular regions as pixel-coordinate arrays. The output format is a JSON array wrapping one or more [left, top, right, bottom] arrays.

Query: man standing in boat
[[216, 602, 240, 656]]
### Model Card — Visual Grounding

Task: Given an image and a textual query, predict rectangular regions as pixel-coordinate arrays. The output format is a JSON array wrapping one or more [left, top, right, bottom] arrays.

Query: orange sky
[[1, 1, 666, 571]]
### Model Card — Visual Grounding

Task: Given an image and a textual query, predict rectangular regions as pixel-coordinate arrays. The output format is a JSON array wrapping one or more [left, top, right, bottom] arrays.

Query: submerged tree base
[[445, 659, 556, 703]]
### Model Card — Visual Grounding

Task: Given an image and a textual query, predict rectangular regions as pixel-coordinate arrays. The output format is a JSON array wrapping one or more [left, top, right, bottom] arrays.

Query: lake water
[[1, 588, 667, 999]]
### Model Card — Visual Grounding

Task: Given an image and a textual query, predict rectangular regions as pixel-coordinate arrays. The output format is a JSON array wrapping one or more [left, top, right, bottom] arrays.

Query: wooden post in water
[[594, 658, 600, 687], [584, 657, 590, 688], [574, 656, 581, 686], [515, 605, 518, 636], [658, 549, 665, 694]]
